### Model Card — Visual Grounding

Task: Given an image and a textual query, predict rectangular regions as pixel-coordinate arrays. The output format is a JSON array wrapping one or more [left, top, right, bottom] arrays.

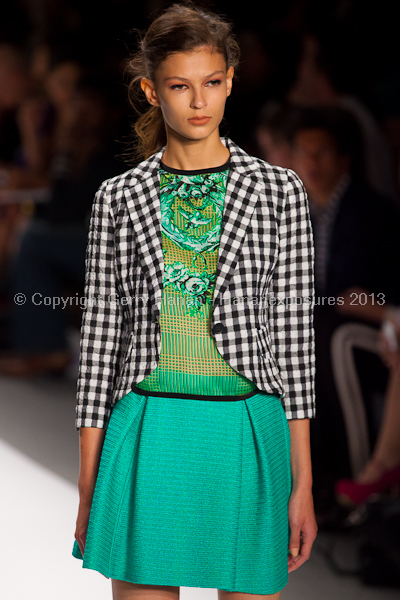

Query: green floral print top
[[135, 159, 258, 396]]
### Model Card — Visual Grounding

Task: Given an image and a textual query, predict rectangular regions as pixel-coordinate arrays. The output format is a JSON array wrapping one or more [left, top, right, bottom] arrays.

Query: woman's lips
[[188, 116, 211, 125]]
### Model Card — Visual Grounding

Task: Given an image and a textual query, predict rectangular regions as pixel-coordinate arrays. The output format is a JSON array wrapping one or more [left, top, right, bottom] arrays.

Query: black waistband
[[131, 384, 260, 401]]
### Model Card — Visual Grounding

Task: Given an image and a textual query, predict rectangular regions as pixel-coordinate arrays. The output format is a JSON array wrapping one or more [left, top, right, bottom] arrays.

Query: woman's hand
[[74, 499, 110, 579], [74, 499, 91, 559], [287, 486, 318, 572]]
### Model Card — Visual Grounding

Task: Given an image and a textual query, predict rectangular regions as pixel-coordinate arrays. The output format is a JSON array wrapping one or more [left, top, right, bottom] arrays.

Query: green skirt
[[72, 387, 293, 594]]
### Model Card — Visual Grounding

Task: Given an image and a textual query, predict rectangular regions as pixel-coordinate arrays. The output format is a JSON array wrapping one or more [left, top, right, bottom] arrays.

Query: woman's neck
[[161, 129, 230, 171]]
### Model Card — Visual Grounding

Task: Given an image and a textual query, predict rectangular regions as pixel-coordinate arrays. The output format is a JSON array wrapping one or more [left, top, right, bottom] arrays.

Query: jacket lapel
[[123, 150, 165, 307], [213, 141, 263, 304], [123, 137, 263, 312]]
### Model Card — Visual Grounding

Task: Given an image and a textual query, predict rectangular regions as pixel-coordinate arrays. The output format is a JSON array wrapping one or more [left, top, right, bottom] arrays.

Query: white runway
[[0, 437, 110, 600]]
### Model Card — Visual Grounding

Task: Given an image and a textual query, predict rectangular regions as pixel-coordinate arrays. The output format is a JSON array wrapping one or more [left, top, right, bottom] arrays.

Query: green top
[[135, 159, 257, 396]]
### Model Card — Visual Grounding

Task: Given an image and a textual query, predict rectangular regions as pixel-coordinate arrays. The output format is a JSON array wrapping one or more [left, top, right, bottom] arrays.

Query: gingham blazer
[[75, 137, 316, 430]]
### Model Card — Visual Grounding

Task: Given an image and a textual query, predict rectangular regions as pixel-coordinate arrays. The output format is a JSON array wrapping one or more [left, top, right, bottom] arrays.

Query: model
[[72, 3, 318, 599]]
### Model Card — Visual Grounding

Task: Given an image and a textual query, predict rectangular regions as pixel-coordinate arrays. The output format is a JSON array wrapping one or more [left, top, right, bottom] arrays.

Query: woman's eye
[[170, 84, 187, 90], [206, 79, 222, 86]]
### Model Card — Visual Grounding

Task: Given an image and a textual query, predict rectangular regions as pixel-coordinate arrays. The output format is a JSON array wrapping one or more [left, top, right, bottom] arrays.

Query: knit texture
[[72, 387, 292, 594]]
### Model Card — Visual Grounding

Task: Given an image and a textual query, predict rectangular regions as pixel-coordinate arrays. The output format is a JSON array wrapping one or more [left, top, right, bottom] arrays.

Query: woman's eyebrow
[[164, 70, 224, 82]]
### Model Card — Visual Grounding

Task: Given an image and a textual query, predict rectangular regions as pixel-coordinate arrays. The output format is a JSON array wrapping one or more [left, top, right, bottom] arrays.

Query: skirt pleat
[[72, 388, 292, 594]]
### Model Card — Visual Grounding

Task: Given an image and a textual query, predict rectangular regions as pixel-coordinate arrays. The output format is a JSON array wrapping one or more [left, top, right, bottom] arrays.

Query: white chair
[[330, 322, 381, 479]]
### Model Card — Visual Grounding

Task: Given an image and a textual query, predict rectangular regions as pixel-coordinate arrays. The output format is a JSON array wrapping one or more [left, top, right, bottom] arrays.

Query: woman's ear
[[226, 66, 234, 98], [140, 78, 161, 107]]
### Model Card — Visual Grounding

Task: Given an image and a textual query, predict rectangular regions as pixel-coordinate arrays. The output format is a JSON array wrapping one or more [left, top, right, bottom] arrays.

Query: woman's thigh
[[111, 580, 180, 600], [218, 590, 281, 600]]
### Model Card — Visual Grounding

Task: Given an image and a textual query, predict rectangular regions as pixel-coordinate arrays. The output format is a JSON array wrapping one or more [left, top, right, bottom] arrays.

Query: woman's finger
[[288, 523, 301, 558], [288, 517, 317, 571]]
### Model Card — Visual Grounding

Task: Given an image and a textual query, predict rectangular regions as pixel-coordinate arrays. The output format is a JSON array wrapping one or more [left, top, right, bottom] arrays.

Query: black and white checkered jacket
[[75, 137, 316, 430]]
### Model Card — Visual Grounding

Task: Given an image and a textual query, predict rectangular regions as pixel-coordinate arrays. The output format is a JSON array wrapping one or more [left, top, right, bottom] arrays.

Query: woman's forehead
[[156, 48, 226, 79]]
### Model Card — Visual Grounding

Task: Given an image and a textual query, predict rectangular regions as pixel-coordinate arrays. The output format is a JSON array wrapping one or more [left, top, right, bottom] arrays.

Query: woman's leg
[[111, 581, 180, 600], [218, 589, 281, 600], [357, 359, 400, 483]]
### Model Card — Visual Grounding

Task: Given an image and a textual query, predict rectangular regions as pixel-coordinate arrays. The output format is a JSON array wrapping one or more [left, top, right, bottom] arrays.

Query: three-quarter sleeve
[[75, 181, 125, 430], [268, 168, 316, 419]]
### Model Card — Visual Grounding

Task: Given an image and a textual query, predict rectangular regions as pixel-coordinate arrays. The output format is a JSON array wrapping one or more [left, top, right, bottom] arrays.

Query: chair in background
[[330, 322, 382, 479]]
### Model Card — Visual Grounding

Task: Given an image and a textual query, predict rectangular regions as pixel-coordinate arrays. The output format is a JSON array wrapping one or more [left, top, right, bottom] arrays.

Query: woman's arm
[[74, 427, 107, 559], [268, 168, 316, 420], [73, 178, 124, 561], [288, 418, 313, 493], [75, 179, 125, 430], [267, 168, 318, 570], [287, 418, 317, 572], [78, 428, 107, 503]]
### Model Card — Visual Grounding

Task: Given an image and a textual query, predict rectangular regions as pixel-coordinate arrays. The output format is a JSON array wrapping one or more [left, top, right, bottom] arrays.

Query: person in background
[[0, 48, 81, 191], [334, 297, 400, 506], [289, 106, 400, 304], [288, 105, 400, 523], [0, 53, 84, 291], [0, 42, 37, 348], [286, 33, 399, 204], [0, 72, 127, 376]]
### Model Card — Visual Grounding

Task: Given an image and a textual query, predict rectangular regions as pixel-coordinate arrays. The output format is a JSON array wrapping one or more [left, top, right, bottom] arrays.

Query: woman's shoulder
[[98, 157, 161, 191], [226, 138, 303, 188], [249, 153, 298, 184]]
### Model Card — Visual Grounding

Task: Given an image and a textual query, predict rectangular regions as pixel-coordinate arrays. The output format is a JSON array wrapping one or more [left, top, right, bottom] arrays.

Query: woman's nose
[[190, 89, 207, 109]]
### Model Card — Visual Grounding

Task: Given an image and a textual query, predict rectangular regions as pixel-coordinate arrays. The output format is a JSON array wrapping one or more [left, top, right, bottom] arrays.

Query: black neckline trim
[[160, 157, 231, 175]]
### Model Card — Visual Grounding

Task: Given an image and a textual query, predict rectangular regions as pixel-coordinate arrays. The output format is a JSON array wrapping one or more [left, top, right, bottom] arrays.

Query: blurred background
[[1, 0, 400, 598]]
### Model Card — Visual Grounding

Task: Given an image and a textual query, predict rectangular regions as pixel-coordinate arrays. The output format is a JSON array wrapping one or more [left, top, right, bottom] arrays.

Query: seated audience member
[[288, 106, 400, 520], [286, 33, 399, 203], [0, 48, 80, 193], [0, 53, 83, 289], [0, 72, 127, 376], [334, 299, 400, 507], [0, 43, 35, 345]]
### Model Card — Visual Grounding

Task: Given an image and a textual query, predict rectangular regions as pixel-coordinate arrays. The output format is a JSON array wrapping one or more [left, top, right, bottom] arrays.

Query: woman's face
[[291, 128, 350, 200], [141, 46, 234, 143]]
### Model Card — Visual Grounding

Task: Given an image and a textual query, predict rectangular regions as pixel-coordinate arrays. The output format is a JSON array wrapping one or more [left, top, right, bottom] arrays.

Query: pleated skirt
[[72, 386, 293, 594]]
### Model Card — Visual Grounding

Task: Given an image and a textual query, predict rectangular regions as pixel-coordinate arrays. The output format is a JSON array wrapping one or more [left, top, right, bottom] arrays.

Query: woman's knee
[[111, 579, 180, 600]]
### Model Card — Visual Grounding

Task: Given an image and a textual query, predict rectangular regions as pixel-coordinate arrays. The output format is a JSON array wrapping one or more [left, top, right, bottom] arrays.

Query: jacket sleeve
[[75, 180, 125, 430], [268, 168, 316, 419]]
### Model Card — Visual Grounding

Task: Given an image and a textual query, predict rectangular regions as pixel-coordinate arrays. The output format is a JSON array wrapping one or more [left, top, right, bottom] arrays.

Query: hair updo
[[125, 1, 240, 161]]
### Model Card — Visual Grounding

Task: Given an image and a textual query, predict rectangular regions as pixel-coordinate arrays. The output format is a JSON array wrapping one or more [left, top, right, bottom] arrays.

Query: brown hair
[[124, 1, 240, 162]]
